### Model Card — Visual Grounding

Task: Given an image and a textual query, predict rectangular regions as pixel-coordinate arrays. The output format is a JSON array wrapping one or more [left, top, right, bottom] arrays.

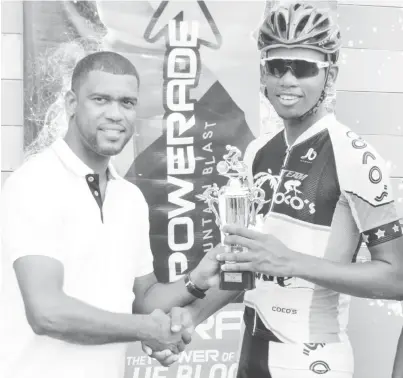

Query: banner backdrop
[[23, 3, 268, 377], [22, 2, 403, 378], [23, 0, 268, 282]]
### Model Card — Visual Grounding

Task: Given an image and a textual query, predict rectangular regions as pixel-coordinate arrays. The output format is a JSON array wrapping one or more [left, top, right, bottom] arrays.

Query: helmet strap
[[297, 58, 332, 122]]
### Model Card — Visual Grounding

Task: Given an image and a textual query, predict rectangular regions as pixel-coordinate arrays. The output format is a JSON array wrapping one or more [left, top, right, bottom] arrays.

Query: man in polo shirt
[[0, 51, 221, 378]]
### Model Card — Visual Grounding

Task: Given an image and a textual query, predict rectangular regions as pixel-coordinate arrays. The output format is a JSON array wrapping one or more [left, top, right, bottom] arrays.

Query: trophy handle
[[249, 187, 265, 225], [219, 146, 248, 179], [201, 184, 221, 226]]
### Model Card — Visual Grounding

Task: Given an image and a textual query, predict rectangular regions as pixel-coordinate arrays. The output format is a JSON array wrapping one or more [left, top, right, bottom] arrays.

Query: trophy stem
[[217, 190, 257, 291]]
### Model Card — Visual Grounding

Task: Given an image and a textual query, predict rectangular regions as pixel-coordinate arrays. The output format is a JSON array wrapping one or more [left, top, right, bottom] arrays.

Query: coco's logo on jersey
[[254, 169, 280, 192], [274, 179, 316, 214], [272, 306, 297, 315]]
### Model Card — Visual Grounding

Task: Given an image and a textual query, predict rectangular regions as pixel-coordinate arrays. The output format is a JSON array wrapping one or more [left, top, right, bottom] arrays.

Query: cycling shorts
[[236, 307, 354, 378]]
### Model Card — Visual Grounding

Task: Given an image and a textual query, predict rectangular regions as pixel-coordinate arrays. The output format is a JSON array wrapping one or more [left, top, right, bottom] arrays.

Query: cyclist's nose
[[279, 67, 298, 85]]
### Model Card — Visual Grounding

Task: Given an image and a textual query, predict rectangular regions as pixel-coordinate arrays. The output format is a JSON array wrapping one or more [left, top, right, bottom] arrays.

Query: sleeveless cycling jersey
[[243, 113, 402, 344]]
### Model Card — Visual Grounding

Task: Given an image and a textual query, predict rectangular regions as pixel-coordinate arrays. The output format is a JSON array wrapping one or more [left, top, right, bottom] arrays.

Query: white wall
[[1, 1, 24, 187]]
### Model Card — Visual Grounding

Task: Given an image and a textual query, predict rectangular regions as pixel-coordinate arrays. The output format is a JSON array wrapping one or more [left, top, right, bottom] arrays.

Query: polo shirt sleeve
[[133, 187, 154, 278], [0, 172, 65, 264]]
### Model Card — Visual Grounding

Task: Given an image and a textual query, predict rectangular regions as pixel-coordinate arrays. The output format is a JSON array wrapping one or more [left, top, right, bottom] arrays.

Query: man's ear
[[327, 65, 339, 88], [65, 90, 77, 118]]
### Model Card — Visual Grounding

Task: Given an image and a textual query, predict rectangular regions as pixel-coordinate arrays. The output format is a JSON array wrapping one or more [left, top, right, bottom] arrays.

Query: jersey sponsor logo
[[346, 131, 389, 203], [362, 151, 376, 164], [303, 343, 326, 356], [310, 360, 331, 374], [271, 306, 297, 315], [375, 185, 388, 202], [255, 273, 293, 287], [253, 170, 281, 208], [254, 170, 316, 215], [284, 179, 302, 194], [301, 148, 317, 162], [368, 166, 383, 184], [347, 130, 367, 149], [254, 169, 280, 191], [255, 273, 314, 290], [274, 179, 316, 214], [284, 170, 308, 181]]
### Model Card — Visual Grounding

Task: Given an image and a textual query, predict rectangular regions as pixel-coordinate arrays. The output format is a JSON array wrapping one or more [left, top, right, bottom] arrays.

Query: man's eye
[[123, 100, 136, 107], [94, 97, 106, 104]]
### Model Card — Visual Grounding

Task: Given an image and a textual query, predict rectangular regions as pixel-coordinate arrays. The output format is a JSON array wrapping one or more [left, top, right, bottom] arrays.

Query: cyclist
[[147, 3, 403, 377]]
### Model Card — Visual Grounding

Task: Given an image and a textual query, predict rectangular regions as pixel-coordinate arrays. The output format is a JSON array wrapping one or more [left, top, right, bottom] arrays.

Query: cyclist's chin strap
[[296, 87, 327, 122], [297, 56, 332, 122]]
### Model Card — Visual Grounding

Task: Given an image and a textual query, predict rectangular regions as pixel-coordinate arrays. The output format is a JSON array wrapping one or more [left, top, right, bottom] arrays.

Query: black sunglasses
[[261, 57, 330, 79]]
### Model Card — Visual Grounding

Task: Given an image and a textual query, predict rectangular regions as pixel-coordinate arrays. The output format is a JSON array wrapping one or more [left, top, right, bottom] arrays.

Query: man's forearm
[[33, 293, 156, 345], [137, 266, 218, 314], [135, 276, 203, 314], [392, 328, 403, 378], [295, 255, 403, 300]]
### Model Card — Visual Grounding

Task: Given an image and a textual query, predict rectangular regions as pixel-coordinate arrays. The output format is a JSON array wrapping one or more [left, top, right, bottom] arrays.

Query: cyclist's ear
[[327, 65, 339, 87]]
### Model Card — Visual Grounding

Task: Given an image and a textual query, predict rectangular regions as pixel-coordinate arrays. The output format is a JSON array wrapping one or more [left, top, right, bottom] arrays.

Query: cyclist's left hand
[[216, 224, 304, 277]]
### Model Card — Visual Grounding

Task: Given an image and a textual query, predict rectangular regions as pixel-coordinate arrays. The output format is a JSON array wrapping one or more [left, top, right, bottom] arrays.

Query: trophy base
[[219, 269, 255, 291]]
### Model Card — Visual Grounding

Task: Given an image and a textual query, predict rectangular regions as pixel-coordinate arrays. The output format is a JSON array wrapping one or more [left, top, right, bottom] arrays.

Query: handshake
[[141, 307, 194, 367]]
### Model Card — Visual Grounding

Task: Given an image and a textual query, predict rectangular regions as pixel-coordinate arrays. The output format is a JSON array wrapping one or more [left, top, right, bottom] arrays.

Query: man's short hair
[[71, 51, 140, 93]]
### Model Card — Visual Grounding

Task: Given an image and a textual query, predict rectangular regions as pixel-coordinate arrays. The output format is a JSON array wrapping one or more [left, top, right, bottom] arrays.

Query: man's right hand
[[142, 307, 194, 366]]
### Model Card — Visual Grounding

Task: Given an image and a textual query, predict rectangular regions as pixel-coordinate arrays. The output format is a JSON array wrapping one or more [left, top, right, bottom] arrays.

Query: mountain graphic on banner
[[125, 81, 254, 282]]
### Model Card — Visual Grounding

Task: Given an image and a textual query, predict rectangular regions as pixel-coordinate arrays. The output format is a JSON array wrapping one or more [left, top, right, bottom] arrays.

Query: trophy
[[199, 145, 265, 291]]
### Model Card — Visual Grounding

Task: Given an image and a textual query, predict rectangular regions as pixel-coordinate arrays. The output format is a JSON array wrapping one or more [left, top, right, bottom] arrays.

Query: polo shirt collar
[[51, 138, 120, 180]]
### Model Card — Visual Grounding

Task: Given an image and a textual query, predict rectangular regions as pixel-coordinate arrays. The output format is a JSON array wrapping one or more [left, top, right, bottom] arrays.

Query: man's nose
[[105, 101, 123, 121]]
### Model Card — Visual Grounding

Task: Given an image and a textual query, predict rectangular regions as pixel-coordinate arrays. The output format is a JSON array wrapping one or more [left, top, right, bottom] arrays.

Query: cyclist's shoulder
[[327, 116, 386, 166], [326, 117, 391, 197]]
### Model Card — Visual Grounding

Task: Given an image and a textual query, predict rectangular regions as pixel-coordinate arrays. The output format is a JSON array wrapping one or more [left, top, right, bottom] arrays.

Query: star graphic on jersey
[[375, 229, 386, 239], [393, 224, 401, 233], [362, 233, 369, 243]]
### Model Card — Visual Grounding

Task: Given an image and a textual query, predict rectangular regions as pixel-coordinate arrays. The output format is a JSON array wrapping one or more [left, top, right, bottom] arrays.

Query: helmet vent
[[313, 14, 322, 24], [278, 14, 287, 35], [317, 19, 329, 29], [297, 15, 310, 35], [315, 31, 329, 43]]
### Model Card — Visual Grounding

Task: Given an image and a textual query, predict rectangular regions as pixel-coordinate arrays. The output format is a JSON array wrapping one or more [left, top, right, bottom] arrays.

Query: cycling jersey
[[243, 113, 402, 344], [237, 309, 354, 378]]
